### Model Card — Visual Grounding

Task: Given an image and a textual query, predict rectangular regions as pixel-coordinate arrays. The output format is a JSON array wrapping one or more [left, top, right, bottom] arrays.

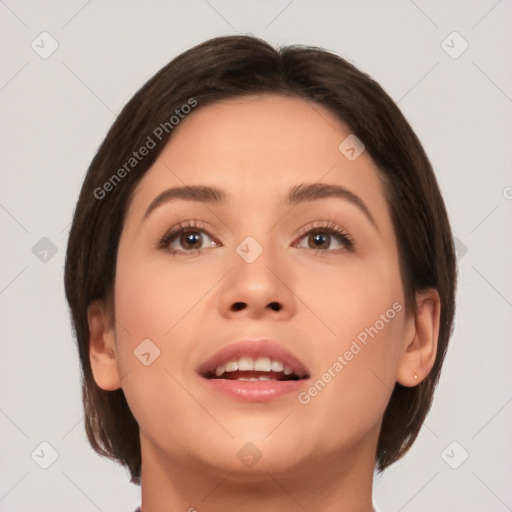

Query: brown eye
[[164, 229, 218, 254], [159, 221, 220, 255], [178, 231, 204, 250], [295, 223, 354, 252], [308, 232, 331, 250]]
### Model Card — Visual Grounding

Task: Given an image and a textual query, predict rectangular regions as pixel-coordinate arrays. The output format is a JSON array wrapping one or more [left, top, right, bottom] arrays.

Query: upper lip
[[197, 339, 310, 379]]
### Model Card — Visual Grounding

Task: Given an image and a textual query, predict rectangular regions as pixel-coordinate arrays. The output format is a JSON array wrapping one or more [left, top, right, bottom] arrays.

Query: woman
[[64, 35, 456, 512]]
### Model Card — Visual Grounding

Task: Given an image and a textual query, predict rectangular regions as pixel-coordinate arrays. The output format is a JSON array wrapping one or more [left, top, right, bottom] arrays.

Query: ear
[[396, 288, 441, 387], [87, 300, 121, 391]]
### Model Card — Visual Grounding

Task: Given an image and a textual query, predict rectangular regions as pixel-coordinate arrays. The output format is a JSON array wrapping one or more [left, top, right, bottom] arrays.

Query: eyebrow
[[142, 183, 377, 229]]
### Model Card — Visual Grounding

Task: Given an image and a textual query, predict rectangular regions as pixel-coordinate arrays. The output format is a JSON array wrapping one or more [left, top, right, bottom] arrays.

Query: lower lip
[[201, 377, 307, 402]]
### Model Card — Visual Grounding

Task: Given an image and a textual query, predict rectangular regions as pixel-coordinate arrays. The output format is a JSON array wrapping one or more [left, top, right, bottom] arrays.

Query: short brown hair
[[64, 35, 456, 484]]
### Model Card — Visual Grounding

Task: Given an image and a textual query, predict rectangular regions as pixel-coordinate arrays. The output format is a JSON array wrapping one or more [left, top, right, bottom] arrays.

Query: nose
[[217, 242, 297, 321]]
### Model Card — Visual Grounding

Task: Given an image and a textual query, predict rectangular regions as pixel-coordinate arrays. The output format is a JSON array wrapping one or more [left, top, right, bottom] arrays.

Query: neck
[[139, 433, 376, 512]]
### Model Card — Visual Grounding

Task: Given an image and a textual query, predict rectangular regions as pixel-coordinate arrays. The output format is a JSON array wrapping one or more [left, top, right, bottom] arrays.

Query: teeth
[[214, 356, 294, 378], [254, 356, 271, 372], [238, 356, 254, 371], [271, 360, 283, 372], [225, 361, 238, 372]]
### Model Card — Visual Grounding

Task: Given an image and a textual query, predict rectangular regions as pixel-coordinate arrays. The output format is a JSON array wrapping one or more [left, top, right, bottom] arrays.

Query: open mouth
[[197, 339, 311, 401], [203, 356, 307, 382]]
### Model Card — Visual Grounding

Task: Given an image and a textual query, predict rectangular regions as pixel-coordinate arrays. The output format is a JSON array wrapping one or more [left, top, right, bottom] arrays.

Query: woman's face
[[101, 95, 417, 477]]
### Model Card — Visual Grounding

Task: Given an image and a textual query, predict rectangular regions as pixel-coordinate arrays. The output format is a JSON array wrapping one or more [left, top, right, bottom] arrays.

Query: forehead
[[127, 94, 391, 229], [159, 94, 370, 178]]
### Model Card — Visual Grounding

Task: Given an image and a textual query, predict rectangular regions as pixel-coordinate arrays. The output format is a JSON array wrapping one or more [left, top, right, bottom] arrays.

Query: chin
[[193, 429, 313, 477]]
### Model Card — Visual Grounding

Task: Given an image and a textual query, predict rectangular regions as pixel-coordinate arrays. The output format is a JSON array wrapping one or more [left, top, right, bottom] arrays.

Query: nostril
[[230, 301, 281, 312], [232, 302, 246, 311]]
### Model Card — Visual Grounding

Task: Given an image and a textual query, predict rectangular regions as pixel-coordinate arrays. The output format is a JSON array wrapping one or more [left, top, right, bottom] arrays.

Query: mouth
[[205, 355, 304, 381], [197, 339, 310, 402]]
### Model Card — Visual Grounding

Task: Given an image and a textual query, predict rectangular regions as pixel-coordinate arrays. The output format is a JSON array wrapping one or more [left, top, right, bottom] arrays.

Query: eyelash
[[158, 219, 355, 256]]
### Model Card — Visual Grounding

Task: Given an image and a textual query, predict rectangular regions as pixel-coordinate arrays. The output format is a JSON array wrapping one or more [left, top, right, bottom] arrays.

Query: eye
[[159, 220, 220, 255], [158, 219, 354, 256], [294, 221, 354, 253]]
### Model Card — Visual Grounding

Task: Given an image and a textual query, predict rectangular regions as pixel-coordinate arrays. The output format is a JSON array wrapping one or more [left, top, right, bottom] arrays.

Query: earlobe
[[396, 289, 441, 387], [87, 300, 122, 391]]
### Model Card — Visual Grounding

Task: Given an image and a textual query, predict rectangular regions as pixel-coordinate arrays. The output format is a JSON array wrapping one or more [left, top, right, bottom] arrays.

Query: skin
[[88, 95, 440, 512]]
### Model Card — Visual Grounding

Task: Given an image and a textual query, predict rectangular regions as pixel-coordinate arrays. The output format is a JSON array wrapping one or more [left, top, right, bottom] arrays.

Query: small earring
[[413, 372, 418, 380]]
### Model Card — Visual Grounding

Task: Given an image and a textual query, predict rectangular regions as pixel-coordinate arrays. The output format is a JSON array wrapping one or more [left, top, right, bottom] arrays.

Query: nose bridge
[[217, 226, 296, 319], [231, 209, 280, 270]]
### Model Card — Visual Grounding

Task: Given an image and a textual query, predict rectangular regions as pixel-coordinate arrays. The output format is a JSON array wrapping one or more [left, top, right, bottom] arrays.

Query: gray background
[[1, 1, 511, 511]]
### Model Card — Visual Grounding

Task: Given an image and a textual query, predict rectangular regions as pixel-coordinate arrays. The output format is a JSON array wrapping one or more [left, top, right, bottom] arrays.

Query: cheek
[[112, 241, 219, 397], [111, 245, 197, 437], [296, 252, 405, 423], [113, 244, 207, 346], [298, 250, 404, 344], [297, 312, 405, 451]]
